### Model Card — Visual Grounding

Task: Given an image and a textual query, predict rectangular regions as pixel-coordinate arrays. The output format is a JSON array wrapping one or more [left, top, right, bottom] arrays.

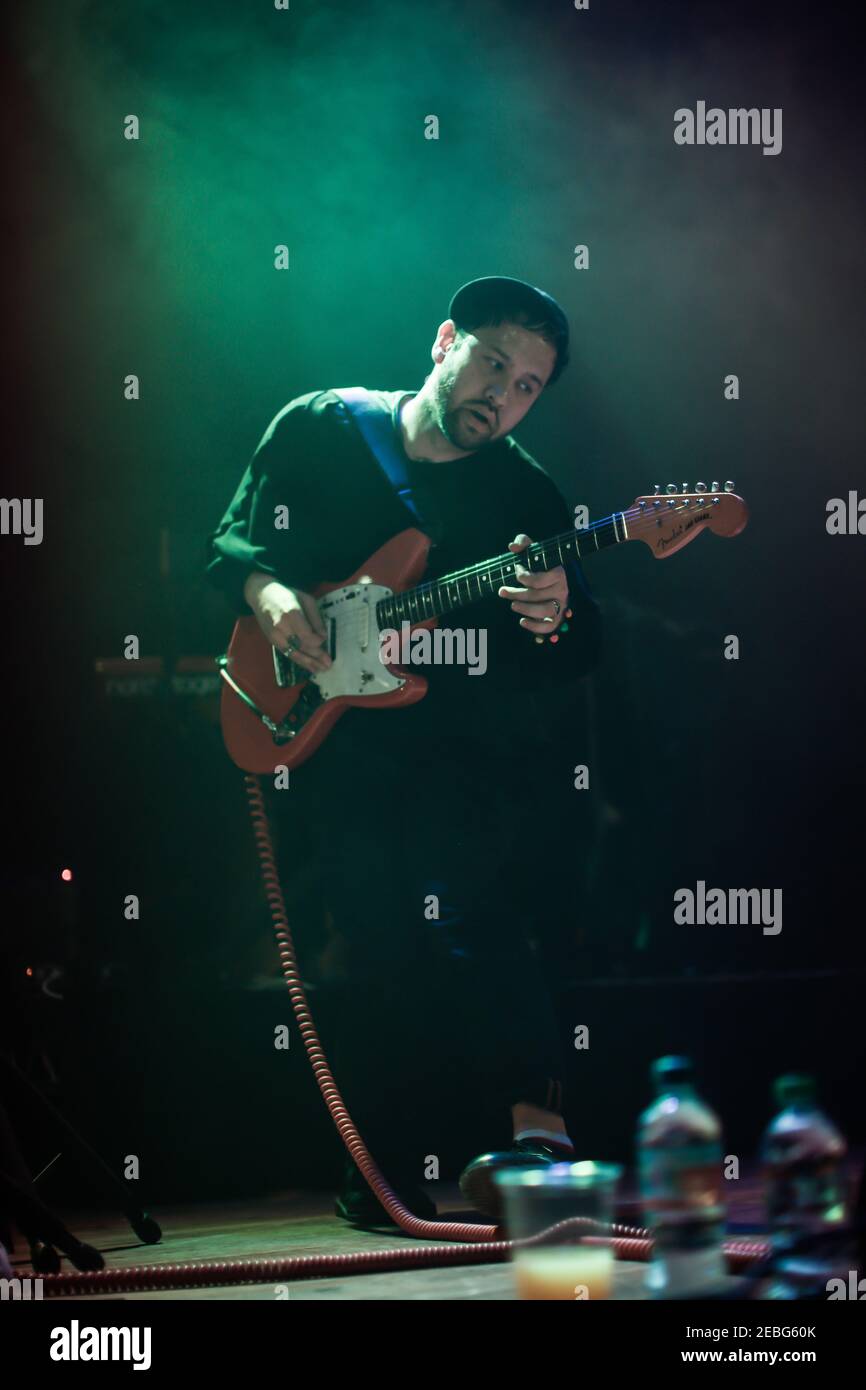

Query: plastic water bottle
[[638, 1055, 727, 1297], [761, 1074, 848, 1242]]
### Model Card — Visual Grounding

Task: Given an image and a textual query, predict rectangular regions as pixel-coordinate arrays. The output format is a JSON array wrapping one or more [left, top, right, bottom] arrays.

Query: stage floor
[[10, 1178, 774, 1301]]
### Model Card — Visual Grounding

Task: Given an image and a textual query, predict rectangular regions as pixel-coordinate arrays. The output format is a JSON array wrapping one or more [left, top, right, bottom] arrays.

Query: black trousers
[[284, 703, 567, 1172]]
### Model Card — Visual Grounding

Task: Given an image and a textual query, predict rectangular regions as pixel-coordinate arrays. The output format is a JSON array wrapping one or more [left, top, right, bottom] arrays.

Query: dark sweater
[[206, 388, 602, 756]]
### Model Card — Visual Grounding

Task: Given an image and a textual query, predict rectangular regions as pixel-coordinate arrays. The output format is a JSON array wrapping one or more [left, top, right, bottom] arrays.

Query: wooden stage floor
[[10, 1179, 769, 1301]]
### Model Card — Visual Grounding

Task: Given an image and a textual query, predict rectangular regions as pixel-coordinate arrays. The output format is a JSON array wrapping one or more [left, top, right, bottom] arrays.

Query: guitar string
[[378, 499, 718, 619], [286, 498, 724, 675], [394, 499, 704, 591], [303, 500, 718, 657]]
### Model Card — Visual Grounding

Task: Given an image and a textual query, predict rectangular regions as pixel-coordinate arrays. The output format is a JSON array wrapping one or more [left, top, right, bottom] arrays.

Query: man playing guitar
[[207, 277, 603, 1227]]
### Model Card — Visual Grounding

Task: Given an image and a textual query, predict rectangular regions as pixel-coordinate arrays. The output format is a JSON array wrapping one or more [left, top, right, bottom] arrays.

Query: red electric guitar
[[218, 484, 749, 772]]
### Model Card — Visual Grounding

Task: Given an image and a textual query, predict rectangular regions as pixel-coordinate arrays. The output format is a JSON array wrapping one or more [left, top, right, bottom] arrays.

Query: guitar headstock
[[627, 481, 749, 558]]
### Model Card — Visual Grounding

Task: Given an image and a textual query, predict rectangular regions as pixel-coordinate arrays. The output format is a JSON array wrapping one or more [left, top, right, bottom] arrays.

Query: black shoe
[[334, 1158, 439, 1231], [459, 1138, 574, 1221]]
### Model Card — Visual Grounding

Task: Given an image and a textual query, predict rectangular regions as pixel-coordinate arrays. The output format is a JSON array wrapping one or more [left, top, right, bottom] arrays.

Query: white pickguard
[[311, 582, 406, 700]]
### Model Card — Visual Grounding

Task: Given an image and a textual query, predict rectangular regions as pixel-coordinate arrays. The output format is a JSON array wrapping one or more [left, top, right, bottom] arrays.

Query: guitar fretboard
[[375, 511, 630, 628]]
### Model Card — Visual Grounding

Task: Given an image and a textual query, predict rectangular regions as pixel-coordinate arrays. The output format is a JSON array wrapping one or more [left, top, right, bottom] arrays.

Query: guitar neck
[[376, 511, 629, 628]]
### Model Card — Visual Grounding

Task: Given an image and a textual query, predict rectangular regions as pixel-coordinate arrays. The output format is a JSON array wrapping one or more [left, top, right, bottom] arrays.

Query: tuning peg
[[681, 483, 689, 493], [724, 480, 735, 492], [695, 481, 707, 492], [653, 484, 661, 495], [711, 480, 720, 492], [666, 483, 677, 494]]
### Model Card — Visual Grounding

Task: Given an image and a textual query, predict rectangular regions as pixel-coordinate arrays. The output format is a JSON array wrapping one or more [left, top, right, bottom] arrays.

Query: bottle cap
[[773, 1073, 817, 1108], [650, 1055, 694, 1090]]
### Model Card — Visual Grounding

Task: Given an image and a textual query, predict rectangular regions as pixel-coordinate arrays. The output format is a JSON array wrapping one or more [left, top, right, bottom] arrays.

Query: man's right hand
[[243, 572, 332, 674]]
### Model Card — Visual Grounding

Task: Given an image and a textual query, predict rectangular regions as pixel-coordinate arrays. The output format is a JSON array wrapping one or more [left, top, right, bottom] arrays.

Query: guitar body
[[220, 528, 435, 772]]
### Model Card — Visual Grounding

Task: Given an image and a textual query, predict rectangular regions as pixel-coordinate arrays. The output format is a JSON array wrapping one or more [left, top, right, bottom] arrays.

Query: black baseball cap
[[447, 275, 570, 385]]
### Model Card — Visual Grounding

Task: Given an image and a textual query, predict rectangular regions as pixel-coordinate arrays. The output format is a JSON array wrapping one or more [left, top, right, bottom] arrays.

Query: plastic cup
[[494, 1160, 623, 1300]]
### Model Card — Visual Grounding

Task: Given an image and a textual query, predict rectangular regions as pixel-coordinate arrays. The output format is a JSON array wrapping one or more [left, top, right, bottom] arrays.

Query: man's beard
[[430, 365, 496, 451]]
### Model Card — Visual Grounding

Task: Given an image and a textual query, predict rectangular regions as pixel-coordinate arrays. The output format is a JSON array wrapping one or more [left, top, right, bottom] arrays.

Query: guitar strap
[[332, 386, 427, 528]]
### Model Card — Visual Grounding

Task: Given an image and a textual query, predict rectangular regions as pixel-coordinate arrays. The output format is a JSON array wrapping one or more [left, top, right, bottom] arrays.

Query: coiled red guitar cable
[[34, 775, 769, 1296]]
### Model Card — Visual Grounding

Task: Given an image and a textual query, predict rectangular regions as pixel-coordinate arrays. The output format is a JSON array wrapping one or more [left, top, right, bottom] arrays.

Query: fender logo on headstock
[[655, 507, 711, 551]]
